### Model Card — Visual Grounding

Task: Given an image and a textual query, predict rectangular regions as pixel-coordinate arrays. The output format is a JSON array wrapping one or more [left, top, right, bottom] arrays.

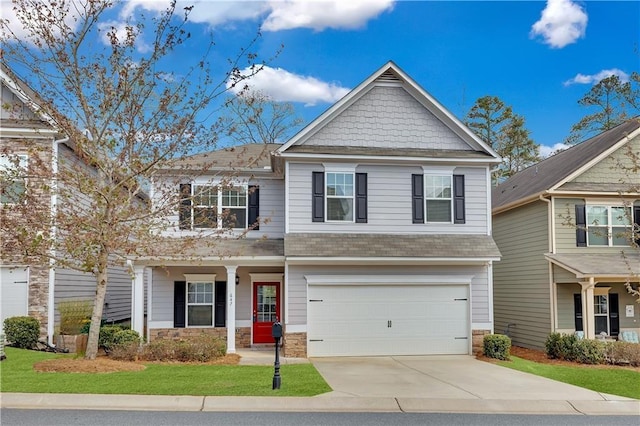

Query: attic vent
[[377, 70, 402, 83]]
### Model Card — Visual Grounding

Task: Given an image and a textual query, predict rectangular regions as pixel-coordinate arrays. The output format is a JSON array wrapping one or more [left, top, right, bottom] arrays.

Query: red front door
[[253, 282, 280, 344]]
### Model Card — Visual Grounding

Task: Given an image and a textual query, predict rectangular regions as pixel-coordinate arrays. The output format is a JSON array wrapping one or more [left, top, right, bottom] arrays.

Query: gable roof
[[493, 117, 640, 212], [277, 61, 500, 161]]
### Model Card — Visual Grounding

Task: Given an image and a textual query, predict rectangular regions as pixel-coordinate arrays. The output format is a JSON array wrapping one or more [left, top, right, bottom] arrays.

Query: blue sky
[[4, 1, 639, 155]]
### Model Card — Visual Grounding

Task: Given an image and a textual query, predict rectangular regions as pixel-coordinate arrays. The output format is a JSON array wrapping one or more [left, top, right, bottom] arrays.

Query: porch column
[[580, 278, 596, 339], [225, 265, 238, 354], [131, 264, 145, 337]]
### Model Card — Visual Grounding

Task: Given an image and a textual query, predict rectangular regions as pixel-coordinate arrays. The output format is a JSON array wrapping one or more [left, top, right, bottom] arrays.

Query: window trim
[[325, 170, 355, 223], [0, 154, 28, 205], [184, 274, 216, 328], [190, 181, 249, 230], [422, 167, 455, 224], [585, 204, 632, 247]]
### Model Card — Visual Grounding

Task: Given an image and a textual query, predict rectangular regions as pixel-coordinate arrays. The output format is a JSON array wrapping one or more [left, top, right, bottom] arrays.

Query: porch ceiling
[[546, 252, 640, 281]]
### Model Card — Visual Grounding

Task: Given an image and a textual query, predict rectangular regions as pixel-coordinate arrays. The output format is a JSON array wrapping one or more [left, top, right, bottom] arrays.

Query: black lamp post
[[272, 320, 282, 390]]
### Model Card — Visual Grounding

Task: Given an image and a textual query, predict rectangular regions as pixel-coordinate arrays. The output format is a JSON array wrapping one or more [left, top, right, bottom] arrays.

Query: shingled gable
[[493, 117, 640, 213], [276, 61, 500, 162]]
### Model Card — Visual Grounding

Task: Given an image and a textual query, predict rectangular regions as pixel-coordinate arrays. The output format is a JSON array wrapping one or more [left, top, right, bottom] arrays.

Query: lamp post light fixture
[[272, 320, 282, 390]]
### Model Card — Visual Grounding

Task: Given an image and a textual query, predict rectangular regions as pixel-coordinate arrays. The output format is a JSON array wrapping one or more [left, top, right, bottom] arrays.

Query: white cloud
[[563, 68, 630, 86], [227, 66, 350, 106], [262, 0, 395, 31], [97, 21, 152, 53], [540, 143, 567, 158], [530, 0, 588, 48], [1, 0, 81, 43], [120, 0, 394, 31]]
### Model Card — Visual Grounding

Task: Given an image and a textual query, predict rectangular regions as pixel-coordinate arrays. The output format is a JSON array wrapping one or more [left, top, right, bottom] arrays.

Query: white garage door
[[308, 284, 469, 357], [1, 267, 29, 331]]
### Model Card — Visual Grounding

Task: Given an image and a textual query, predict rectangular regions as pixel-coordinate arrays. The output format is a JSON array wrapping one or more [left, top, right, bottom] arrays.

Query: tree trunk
[[85, 257, 109, 360]]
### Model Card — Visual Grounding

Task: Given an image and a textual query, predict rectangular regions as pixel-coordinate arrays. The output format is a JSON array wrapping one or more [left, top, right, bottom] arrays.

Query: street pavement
[[1, 349, 638, 415]]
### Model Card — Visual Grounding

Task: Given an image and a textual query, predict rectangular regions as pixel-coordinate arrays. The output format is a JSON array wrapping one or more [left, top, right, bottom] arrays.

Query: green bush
[[545, 333, 581, 360], [545, 332, 563, 359], [483, 334, 511, 360], [605, 341, 640, 367], [572, 339, 605, 364], [113, 329, 141, 346], [3, 316, 40, 349], [58, 300, 93, 335], [107, 330, 141, 361], [140, 335, 226, 362], [98, 325, 125, 352]]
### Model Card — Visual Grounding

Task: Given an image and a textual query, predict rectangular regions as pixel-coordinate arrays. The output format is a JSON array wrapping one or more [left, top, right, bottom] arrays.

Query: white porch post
[[225, 265, 238, 353], [580, 278, 596, 339], [131, 263, 145, 337]]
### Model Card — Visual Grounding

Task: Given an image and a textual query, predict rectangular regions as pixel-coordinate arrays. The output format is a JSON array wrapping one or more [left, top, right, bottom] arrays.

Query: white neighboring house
[[0, 63, 133, 342], [128, 61, 502, 357]]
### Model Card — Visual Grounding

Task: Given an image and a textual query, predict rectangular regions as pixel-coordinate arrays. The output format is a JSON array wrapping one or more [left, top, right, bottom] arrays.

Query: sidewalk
[[2, 350, 639, 415]]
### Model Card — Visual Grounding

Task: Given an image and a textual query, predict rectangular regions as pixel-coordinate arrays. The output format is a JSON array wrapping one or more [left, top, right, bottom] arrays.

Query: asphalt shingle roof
[[284, 145, 494, 159], [284, 233, 501, 258], [162, 143, 282, 171], [546, 252, 640, 278], [493, 118, 640, 210]]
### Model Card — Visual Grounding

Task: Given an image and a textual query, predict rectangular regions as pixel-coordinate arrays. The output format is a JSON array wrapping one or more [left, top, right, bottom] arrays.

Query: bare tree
[[0, 0, 270, 359]]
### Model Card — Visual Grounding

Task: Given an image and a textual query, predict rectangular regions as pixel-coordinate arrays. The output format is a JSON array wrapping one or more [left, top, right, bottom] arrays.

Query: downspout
[[47, 135, 69, 345], [539, 194, 557, 333]]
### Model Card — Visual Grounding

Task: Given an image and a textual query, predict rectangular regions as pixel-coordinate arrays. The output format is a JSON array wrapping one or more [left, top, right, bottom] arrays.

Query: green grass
[[497, 356, 640, 400], [0, 347, 331, 396]]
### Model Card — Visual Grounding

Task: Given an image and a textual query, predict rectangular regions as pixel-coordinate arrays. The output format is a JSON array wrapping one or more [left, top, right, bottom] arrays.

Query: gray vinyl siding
[[556, 283, 580, 329], [158, 176, 284, 239], [303, 86, 471, 151], [1, 82, 38, 119], [288, 162, 489, 234], [492, 200, 551, 350], [554, 197, 636, 254], [54, 264, 132, 325], [286, 264, 490, 326], [552, 264, 579, 283]]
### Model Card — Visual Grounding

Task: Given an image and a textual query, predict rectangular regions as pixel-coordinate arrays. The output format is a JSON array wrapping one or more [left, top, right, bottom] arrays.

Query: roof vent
[[377, 70, 402, 83]]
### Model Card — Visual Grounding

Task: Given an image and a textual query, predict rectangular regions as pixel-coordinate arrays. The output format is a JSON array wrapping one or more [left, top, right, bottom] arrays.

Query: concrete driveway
[[311, 355, 628, 401]]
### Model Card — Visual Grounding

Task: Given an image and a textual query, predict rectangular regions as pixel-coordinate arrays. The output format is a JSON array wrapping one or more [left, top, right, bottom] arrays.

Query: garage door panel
[[308, 284, 469, 357], [1, 267, 29, 331]]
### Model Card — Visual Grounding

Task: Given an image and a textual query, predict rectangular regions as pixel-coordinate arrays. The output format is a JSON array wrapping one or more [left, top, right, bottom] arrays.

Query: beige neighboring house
[[128, 61, 502, 357], [0, 63, 133, 343], [492, 118, 640, 350]]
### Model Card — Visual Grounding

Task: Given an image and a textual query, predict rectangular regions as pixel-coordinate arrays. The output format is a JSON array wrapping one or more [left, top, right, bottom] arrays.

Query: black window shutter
[[248, 185, 259, 230], [174, 281, 186, 328], [355, 173, 367, 223], [573, 294, 583, 331], [453, 174, 465, 224], [412, 174, 424, 224], [634, 205, 640, 246], [214, 281, 226, 327], [312, 171, 325, 222], [609, 293, 619, 337], [575, 204, 587, 247], [178, 184, 192, 230]]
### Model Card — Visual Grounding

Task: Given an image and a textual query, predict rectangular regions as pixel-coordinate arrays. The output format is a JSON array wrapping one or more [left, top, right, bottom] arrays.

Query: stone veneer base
[[149, 327, 252, 349], [283, 332, 307, 358]]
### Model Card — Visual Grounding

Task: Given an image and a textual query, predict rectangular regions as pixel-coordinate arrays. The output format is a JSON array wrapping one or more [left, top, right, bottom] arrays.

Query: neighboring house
[[492, 118, 640, 350], [129, 61, 501, 357], [0, 64, 132, 343]]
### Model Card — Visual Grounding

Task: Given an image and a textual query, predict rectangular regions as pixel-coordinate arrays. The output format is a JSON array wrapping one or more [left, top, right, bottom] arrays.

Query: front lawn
[[0, 347, 331, 396], [497, 356, 640, 400]]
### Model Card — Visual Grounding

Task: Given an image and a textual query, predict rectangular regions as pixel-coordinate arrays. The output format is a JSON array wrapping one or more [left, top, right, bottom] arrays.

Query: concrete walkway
[[1, 352, 638, 415]]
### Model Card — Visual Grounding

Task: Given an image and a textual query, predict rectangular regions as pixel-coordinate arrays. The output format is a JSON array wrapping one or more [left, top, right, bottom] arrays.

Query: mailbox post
[[271, 320, 282, 390]]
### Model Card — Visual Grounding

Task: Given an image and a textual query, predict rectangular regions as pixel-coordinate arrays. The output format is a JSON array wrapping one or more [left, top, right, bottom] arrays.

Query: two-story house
[[492, 118, 640, 350], [129, 62, 501, 357], [0, 63, 133, 344]]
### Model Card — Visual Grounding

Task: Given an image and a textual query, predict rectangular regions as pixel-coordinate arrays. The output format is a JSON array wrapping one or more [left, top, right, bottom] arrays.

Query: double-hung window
[[184, 275, 215, 327], [413, 168, 464, 224], [186, 183, 248, 229], [425, 175, 452, 222], [326, 172, 354, 221], [586, 205, 632, 246], [0, 154, 28, 204]]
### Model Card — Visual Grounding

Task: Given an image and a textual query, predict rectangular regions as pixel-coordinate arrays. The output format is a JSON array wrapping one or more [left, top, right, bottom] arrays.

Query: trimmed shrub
[[99, 325, 126, 352], [545, 332, 563, 359], [108, 330, 141, 361], [605, 341, 640, 367], [3, 316, 40, 349], [113, 329, 141, 346], [483, 333, 511, 360], [572, 339, 605, 364], [545, 333, 580, 360], [58, 300, 93, 335], [140, 335, 226, 362]]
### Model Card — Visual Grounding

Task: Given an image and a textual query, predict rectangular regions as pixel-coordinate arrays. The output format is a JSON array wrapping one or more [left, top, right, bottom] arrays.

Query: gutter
[[47, 134, 69, 345]]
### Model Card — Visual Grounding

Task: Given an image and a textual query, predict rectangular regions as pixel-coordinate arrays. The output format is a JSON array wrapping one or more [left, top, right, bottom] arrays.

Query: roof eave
[[277, 151, 501, 164]]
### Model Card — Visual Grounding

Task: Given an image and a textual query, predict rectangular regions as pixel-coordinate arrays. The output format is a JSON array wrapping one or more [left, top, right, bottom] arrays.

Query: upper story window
[[412, 170, 465, 224], [326, 172, 354, 221], [311, 167, 367, 223], [179, 183, 259, 231], [0, 154, 28, 204], [586, 205, 632, 247]]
